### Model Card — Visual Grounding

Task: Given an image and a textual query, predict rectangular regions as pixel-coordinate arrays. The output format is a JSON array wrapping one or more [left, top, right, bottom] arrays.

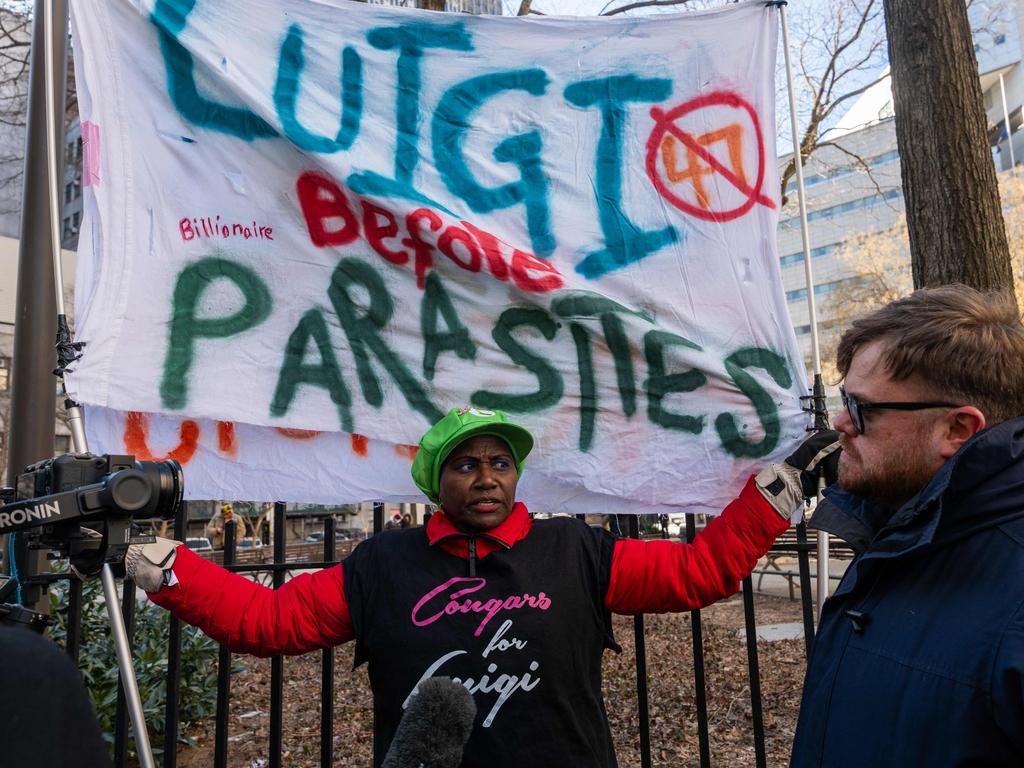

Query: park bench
[[754, 528, 857, 599]]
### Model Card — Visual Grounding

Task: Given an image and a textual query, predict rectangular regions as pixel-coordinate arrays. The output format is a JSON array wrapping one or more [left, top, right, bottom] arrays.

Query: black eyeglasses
[[839, 385, 960, 435]]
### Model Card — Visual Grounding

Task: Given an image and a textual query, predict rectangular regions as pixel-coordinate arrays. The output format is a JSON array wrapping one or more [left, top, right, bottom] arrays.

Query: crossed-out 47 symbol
[[645, 91, 776, 223]]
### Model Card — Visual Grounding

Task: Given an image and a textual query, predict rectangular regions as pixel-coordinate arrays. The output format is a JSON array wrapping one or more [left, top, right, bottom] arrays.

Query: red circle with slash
[[646, 90, 775, 222]]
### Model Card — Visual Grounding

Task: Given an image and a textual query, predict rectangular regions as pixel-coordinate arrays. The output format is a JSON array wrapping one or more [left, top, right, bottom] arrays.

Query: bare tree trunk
[[417, 0, 447, 10], [883, 0, 1016, 298]]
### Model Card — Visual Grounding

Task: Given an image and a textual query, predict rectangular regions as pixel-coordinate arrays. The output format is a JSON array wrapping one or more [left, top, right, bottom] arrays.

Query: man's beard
[[837, 437, 938, 510]]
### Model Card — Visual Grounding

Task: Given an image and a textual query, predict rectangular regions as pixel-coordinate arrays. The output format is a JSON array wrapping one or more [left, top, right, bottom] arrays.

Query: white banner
[[70, 0, 806, 513]]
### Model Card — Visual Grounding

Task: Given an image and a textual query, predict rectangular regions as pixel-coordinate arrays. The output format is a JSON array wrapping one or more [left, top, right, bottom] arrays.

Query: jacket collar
[[815, 415, 1024, 559], [427, 501, 533, 560]]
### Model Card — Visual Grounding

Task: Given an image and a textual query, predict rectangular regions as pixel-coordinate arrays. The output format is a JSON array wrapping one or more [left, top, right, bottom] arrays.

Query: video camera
[[0, 453, 183, 582], [0, 451, 185, 768]]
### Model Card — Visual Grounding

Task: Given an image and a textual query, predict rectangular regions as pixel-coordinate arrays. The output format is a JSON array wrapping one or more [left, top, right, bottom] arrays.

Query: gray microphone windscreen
[[381, 677, 477, 768]]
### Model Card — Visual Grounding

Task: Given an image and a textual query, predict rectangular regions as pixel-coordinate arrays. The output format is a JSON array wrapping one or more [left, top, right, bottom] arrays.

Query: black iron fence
[[52, 502, 828, 768]]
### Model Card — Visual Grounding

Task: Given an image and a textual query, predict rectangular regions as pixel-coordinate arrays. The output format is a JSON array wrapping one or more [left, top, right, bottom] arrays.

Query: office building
[[777, 0, 1023, 363]]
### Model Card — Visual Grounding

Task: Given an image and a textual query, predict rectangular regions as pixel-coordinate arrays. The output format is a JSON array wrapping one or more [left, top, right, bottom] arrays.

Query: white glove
[[124, 537, 180, 593], [755, 431, 842, 519]]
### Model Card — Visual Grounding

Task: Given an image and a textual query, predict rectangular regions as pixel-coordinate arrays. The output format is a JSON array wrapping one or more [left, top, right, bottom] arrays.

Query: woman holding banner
[[126, 407, 838, 767]]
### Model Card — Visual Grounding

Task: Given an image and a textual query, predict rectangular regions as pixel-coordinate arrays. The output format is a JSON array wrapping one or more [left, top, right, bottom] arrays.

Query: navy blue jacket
[[791, 417, 1024, 767]]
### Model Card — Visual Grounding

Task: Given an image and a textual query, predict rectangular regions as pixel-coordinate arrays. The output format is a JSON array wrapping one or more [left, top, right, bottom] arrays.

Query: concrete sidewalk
[[753, 555, 851, 601]]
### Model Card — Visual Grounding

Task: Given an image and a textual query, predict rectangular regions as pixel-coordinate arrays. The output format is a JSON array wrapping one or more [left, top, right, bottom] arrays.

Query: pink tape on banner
[[82, 121, 100, 186]]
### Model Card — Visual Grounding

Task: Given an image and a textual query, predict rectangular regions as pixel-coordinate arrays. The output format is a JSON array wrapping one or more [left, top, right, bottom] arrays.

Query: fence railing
[[53, 502, 831, 768]]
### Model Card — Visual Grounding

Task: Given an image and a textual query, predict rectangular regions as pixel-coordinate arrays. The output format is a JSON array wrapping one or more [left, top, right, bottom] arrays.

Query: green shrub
[[48, 574, 224, 754]]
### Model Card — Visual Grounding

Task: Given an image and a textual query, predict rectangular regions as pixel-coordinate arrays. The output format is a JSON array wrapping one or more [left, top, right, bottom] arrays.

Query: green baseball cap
[[411, 407, 534, 504]]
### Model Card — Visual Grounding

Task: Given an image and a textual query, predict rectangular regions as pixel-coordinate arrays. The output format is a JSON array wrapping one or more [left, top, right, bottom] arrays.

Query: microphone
[[382, 677, 477, 768]]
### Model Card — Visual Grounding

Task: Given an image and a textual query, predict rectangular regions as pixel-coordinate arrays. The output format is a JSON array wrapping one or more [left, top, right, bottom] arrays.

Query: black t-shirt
[[344, 518, 621, 768]]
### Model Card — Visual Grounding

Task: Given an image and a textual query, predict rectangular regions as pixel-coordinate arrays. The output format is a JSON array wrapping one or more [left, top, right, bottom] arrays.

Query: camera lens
[[105, 471, 152, 512], [135, 459, 185, 520]]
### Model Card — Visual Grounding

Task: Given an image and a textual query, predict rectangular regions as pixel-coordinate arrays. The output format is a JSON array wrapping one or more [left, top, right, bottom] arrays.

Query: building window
[[787, 280, 864, 304], [785, 149, 899, 192], [0, 357, 9, 391], [787, 280, 841, 303], [780, 242, 842, 267], [793, 319, 841, 337], [69, 179, 80, 205], [780, 188, 902, 227]]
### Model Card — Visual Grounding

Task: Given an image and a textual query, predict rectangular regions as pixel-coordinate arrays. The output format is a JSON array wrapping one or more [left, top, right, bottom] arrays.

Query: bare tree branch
[[813, 140, 891, 201], [601, 0, 695, 17], [817, 71, 889, 124], [778, 0, 887, 205]]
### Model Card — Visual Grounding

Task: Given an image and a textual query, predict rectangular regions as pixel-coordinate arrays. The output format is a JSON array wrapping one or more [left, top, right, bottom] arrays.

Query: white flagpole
[[999, 71, 1017, 174], [778, 1, 831, 621]]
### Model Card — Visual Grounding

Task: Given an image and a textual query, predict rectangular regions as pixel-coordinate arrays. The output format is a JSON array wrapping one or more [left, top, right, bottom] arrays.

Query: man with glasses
[[790, 285, 1024, 768]]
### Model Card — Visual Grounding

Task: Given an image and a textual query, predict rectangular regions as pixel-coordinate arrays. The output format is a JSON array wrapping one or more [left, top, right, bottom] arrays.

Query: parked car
[[185, 537, 212, 552], [336, 528, 367, 541], [304, 531, 352, 544], [238, 537, 262, 549]]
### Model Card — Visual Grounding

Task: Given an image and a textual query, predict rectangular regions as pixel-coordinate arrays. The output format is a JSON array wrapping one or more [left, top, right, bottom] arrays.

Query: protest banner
[[68, 0, 805, 513]]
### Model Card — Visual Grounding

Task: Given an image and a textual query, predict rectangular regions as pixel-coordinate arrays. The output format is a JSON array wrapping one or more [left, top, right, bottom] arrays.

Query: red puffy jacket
[[151, 476, 787, 657]]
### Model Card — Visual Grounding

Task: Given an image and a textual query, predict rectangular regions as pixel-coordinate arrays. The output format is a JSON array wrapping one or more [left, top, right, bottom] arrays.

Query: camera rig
[[0, 453, 183, 629]]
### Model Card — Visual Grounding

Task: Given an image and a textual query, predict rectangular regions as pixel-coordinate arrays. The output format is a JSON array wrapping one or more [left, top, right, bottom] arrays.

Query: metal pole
[[163, 503, 188, 768], [4, 0, 67, 612], [999, 71, 1016, 173], [213, 525, 236, 768], [320, 518, 336, 768], [779, 6, 821, 377], [43, 0, 87, 453], [684, 516, 711, 768], [102, 563, 157, 768], [779, 2, 830, 619], [627, 516, 651, 768], [269, 501, 286, 768], [741, 577, 767, 768], [44, 0, 66, 315], [114, 576, 138, 768]]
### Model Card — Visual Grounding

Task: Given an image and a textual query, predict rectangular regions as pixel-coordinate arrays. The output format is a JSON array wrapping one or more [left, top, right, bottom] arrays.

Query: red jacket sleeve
[[149, 545, 354, 656], [605, 475, 789, 614]]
